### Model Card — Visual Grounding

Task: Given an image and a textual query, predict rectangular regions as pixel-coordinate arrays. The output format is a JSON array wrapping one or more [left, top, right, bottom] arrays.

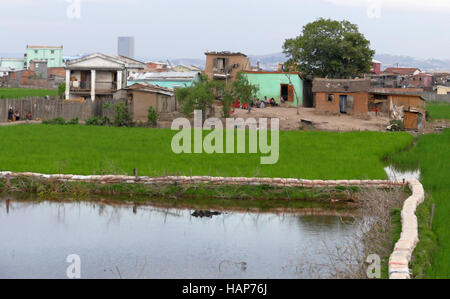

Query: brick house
[[313, 79, 371, 115]]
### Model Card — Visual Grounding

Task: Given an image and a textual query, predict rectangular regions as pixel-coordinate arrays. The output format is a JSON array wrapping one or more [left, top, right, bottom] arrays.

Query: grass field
[[0, 88, 58, 99], [427, 102, 450, 121], [0, 125, 413, 179], [391, 129, 450, 278]]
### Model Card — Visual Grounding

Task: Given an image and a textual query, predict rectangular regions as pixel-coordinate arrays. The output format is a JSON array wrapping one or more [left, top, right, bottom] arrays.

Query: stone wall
[[0, 171, 405, 188], [389, 179, 425, 279]]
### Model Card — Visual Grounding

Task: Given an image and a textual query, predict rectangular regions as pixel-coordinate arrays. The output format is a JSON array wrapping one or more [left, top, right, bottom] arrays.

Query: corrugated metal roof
[[124, 83, 175, 96], [312, 78, 371, 93], [383, 68, 420, 75], [129, 71, 199, 81]]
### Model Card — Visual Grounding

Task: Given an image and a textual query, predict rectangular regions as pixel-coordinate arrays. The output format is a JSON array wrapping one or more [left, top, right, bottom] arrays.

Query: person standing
[[7, 107, 14, 122]]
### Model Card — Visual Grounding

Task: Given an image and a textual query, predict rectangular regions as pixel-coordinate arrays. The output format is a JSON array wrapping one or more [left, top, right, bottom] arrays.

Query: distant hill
[[249, 53, 288, 71], [373, 54, 450, 72], [4, 51, 448, 72], [248, 52, 450, 72]]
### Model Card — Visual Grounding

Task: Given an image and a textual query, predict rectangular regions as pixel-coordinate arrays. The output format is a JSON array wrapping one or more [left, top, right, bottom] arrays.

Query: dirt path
[[0, 120, 42, 127], [233, 107, 390, 131]]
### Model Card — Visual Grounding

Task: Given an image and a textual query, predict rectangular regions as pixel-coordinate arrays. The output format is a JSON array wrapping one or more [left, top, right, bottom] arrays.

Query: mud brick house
[[204, 51, 251, 82], [65, 53, 145, 101], [114, 83, 179, 123], [313, 78, 371, 115]]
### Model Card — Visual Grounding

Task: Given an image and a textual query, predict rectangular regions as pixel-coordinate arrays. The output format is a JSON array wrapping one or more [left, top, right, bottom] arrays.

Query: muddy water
[[0, 199, 360, 279]]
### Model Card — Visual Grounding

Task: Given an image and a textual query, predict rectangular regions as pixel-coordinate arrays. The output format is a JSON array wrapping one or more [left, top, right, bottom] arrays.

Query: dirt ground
[[0, 120, 42, 127], [232, 107, 390, 132]]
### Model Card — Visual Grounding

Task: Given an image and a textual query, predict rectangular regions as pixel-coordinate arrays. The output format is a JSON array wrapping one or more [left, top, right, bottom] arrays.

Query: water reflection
[[385, 165, 421, 181], [0, 199, 360, 279]]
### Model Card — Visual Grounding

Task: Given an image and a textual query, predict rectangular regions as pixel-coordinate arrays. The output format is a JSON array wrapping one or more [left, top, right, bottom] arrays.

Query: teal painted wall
[[26, 47, 64, 68], [0, 58, 25, 70], [243, 73, 303, 107]]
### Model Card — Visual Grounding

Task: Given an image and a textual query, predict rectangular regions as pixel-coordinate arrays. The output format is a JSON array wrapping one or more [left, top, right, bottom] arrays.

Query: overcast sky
[[0, 0, 449, 59]]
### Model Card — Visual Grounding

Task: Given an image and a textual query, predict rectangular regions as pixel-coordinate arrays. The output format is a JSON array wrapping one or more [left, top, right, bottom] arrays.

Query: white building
[[65, 53, 145, 101]]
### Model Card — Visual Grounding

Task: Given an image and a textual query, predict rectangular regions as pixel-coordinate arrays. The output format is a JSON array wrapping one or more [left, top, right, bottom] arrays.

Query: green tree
[[175, 75, 218, 120], [58, 83, 66, 99], [283, 18, 375, 79], [229, 71, 259, 115]]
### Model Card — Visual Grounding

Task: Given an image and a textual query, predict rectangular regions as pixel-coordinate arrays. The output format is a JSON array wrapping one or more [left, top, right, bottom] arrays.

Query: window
[[51, 50, 55, 54], [214, 58, 227, 72], [327, 94, 334, 102], [34, 50, 38, 54]]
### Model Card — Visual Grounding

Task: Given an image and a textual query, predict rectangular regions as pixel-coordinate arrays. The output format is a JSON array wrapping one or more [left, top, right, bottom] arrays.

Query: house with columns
[[65, 53, 145, 101]]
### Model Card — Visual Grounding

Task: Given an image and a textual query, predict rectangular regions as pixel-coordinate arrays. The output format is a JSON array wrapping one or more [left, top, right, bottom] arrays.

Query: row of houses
[[368, 61, 450, 94], [313, 78, 426, 130], [1, 45, 435, 130]]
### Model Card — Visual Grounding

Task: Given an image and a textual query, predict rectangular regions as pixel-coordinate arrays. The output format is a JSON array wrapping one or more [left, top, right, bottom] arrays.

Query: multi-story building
[[25, 45, 64, 68], [118, 37, 135, 58], [65, 53, 145, 101], [204, 51, 251, 83]]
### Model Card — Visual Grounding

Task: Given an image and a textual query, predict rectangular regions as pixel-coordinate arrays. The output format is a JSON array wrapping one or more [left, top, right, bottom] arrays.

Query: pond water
[[0, 199, 360, 279], [385, 165, 421, 182]]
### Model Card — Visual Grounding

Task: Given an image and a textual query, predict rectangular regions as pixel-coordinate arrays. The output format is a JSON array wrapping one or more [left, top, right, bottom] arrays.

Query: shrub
[[58, 83, 66, 98], [67, 118, 79, 125], [101, 116, 111, 126], [147, 106, 158, 127], [42, 117, 67, 125], [85, 117, 100, 126], [114, 102, 134, 127]]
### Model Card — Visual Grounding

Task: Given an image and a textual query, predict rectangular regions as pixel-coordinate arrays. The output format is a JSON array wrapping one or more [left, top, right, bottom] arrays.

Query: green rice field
[[0, 125, 413, 179], [391, 129, 450, 278], [0, 88, 58, 99]]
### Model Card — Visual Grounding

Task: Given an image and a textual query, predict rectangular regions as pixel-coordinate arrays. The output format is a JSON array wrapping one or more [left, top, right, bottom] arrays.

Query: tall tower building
[[117, 37, 135, 58]]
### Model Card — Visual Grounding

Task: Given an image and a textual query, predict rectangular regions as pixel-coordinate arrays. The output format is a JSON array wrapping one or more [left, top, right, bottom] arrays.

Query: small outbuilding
[[114, 83, 179, 123], [404, 109, 424, 131]]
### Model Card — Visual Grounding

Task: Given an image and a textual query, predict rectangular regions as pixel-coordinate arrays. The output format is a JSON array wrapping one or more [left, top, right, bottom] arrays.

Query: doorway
[[281, 84, 294, 102], [340, 95, 347, 113]]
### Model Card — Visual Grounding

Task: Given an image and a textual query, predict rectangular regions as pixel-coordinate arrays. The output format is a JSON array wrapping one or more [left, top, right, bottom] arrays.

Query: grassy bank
[[0, 177, 359, 212], [427, 102, 450, 121], [391, 129, 450, 278], [0, 125, 413, 179], [0, 88, 58, 99]]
